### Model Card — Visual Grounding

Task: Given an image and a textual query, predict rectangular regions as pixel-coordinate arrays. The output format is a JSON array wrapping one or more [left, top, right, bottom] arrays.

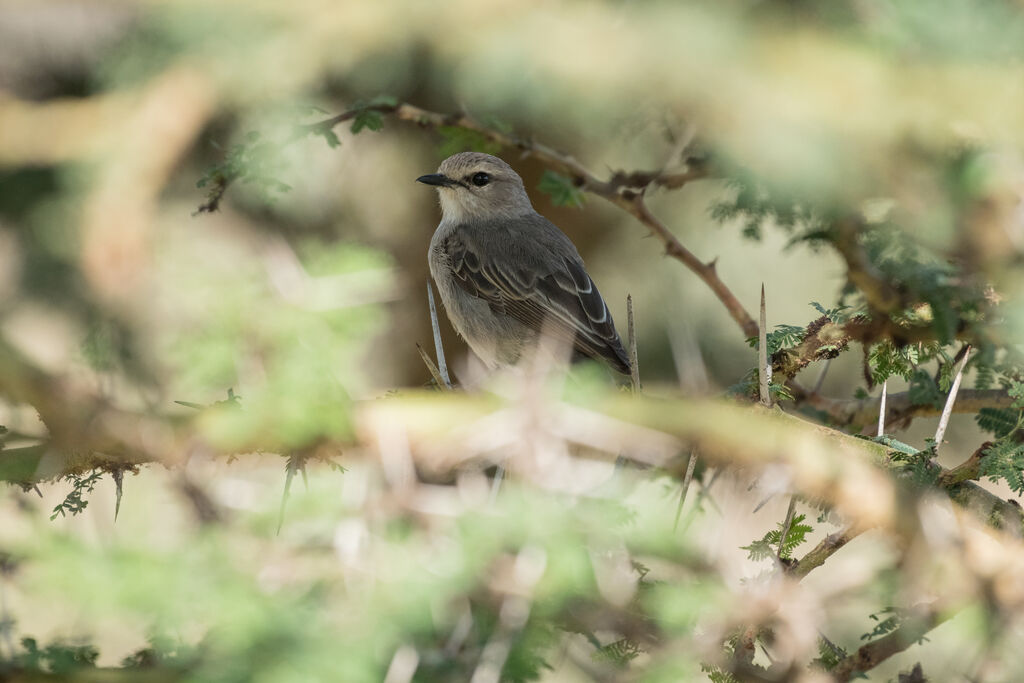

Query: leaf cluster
[[7, 637, 99, 675], [196, 130, 292, 205], [710, 173, 824, 243], [49, 470, 103, 521], [537, 170, 586, 208], [742, 513, 813, 562], [980, 439, 1024, 495]]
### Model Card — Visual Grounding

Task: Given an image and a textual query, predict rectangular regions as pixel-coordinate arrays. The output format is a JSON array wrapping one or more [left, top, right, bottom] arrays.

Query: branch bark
[[793, 386, 1014, 432]]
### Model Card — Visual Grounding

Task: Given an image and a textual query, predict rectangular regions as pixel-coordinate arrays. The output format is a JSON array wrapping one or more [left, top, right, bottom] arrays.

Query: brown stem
[[793, 386, 1014, 432], [788, 527, 858, 580]]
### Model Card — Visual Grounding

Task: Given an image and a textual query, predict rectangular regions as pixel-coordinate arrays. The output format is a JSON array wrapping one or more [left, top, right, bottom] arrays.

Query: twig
[[789, 385, 1013, 432], [427, 282, 452, 388], [627, 294, 640, 393], [776, 496, 797, 561], [196, 101, 760, 340], [937, 442, 992, 488], [787, 527, 858, 580], [673, 449, 699, 532], [678, 467, 724, 532], [759, 284, 771, 407], [416, 343, 450, 391], [933, 346, 972, 454], [877, 380, 887, 437]]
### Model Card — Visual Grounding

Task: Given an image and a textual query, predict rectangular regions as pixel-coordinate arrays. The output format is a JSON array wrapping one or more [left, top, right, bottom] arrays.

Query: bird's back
[[429, 212, 630, 373]]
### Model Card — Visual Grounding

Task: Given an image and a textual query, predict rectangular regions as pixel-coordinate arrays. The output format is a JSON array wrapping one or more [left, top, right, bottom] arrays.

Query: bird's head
[[417, 152, 533, 223]]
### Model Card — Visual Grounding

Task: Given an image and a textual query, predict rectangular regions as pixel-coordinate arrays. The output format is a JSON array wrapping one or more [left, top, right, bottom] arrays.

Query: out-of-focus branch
[[195, 102, 761, 339], [0, 337, 176, 482], [3, 340, 1020, 538], [363, 394, 1024, 540], [787, 527, 857, 580], [832, 216, 904, 315], [829, 605, 950, 682]]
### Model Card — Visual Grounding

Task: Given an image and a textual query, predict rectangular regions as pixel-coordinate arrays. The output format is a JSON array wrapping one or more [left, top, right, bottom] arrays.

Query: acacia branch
[[787, 527, 857, 580], [830, 605, 950, 682], [832, 216, 905, 315], [793, 386, 1014, 432], [195, 101, 760, 339]]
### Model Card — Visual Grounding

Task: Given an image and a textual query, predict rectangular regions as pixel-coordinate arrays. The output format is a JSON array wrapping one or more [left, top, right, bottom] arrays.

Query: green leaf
[[980, 439, 1024, 494], [537, 170, 586, 208], [810, 301, 852, 323], [592, 638, 642, 667], [1009, 380, 1024, 409], [437, 126, 502, 157], [350, 109, 384, 134], [907, 369, 943, 409], [746, 324, 805, 354], [742, 513, 812, 561], [320, 128, 341, 148], [861, 607, 901, 641], [50, 470, 104, 521], [975, 407, 1021, 438]]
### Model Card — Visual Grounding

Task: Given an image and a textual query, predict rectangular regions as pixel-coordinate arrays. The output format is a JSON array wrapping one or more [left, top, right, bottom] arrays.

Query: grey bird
[[417, 152, 630, 374]]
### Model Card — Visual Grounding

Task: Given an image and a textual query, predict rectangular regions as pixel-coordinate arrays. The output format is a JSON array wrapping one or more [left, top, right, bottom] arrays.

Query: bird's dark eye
[[471, 172, 491, 187]]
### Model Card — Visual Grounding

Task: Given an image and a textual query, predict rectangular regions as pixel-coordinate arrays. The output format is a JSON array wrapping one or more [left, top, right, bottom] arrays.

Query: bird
[[417, 152, 630, 374]]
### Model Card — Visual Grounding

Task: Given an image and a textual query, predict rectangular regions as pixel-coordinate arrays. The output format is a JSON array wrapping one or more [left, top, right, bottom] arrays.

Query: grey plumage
[[419, 152, 630, 374]]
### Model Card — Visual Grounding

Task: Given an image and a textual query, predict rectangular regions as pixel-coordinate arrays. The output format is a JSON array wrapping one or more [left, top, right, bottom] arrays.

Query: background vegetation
[[1, 1, 1024, 681]]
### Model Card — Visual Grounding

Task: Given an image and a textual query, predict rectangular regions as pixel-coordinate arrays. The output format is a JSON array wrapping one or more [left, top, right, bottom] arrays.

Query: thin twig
[[678, 467, 724, 532], [877, 380, 887, 437], [427, 281, 452, 388], [197, 101, 760, 339], [933, 346, 972, 454], [787, 527, 858, 580], [759, 284, 771, 407], [673, 449, 699, 532], [416, 343, 450, 391], [627, 294, 640, 393]]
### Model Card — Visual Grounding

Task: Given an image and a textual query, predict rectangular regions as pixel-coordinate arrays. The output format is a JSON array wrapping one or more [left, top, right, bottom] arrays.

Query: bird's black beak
[[416, 173, 458, 188]]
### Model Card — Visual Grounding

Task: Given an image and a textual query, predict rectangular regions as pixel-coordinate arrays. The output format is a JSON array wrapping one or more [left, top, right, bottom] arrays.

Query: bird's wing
[[440, 219, 630, 373]]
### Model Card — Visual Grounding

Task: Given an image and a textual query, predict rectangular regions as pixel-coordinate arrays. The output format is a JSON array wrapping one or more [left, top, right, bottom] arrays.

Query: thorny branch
[[791, 385, 1015, 432], [196, 101, 760, 339]]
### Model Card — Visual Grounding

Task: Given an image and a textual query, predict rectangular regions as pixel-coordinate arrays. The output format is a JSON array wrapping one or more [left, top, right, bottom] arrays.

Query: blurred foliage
[[1, 0, 1024, 681]]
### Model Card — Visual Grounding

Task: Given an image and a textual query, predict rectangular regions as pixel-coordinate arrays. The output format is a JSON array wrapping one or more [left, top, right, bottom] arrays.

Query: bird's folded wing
[[441, 227, 630, 372]]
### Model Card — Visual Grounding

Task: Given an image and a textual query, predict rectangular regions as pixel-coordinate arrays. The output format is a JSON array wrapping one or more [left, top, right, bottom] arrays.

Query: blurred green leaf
[[537, 170, 585, 208]]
